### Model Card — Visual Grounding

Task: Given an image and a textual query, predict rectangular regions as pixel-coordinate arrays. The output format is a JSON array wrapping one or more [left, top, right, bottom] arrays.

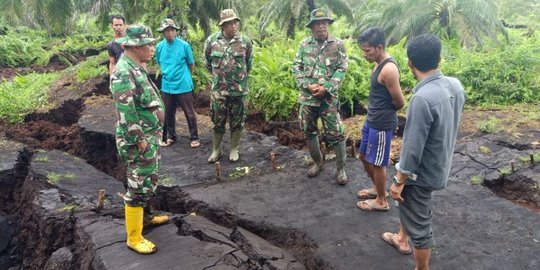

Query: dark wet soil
[[0, 67, 539, 270]]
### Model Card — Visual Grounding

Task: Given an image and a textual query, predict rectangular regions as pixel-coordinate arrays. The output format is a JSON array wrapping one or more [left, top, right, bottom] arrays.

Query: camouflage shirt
[[204, 30, 253, 97], [292, 35, 348, 106], [110, 55, 165, 148]]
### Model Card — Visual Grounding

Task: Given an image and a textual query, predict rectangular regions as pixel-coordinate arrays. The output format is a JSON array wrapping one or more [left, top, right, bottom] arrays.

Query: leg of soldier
[[320, 101, 347, 184], [228, 96, 248, 162], [300, 104, 324, 177], [122, 138, 161, 254], [177, 92, 199, 143], [208, 92, 227, 162]]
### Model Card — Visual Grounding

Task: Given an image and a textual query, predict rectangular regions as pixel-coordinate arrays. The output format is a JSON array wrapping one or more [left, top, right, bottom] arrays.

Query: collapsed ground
[[0, 66, 539, 269]]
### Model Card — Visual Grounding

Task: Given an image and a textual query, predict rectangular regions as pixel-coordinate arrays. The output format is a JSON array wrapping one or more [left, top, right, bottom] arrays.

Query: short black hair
[[358, 27, 386, 48], [110, 15, 125, 24], [407, 34, 441, 72]]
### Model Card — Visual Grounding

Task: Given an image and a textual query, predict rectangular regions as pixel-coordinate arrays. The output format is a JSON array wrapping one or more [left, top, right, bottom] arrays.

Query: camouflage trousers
[[299, 103, 345, 146], [210, 92, 248, 134], [117, 132, 162, 207]]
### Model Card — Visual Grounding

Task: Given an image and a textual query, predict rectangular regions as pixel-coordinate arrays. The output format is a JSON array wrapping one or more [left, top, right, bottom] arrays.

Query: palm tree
[[0, 0, 79, 36], [258, 0, 353, 39], [354, 0, 506, 48]]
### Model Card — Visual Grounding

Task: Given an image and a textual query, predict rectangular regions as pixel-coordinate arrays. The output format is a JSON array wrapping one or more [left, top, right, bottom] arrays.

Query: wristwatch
[[392, 175, 405, 186]]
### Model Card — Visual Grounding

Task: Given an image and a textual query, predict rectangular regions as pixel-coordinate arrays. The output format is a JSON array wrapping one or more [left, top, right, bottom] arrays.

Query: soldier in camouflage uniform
[[111, 25, 168, 254], [292, 8, 349, 185], [204, 9, 253, 163]]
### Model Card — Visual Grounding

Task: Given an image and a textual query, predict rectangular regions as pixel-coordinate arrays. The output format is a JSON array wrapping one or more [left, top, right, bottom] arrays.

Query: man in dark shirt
[[107, 15, 125, 76], [356, 27, 404, 211], [383, 34, 466, 270]]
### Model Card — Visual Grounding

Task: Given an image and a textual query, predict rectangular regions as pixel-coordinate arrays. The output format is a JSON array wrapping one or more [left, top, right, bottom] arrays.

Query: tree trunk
[[286, 17, 296, 39], [306, 0, 316, 12]]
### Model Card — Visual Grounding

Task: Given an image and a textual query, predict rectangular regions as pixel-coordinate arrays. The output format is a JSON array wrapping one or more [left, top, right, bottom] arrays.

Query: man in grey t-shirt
[[382, 34, 466, 270]]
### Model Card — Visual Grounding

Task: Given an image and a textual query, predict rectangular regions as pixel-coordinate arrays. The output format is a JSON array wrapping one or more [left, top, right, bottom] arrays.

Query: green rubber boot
[[207, 132, 224, 163], [229, 131, 242, 162], [307, 136, 324, 177], [335, 140, 348, 185]]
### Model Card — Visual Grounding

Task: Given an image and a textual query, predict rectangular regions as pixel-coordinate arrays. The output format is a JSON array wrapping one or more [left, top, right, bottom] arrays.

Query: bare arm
[[189, 63, 194, 75], [380, 63, 405, 110], [109, 56, 116, 76]]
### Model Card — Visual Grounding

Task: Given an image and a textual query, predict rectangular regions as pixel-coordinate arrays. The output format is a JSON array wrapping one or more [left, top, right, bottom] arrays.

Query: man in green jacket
[[111, 25, 169, 254], [292, 8, 349, 185], [204, 9, 253, 163]]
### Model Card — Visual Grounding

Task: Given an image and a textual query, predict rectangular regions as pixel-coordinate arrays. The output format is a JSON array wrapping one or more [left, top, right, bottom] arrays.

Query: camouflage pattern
[[204, 30, 253, 97], [305, 8, 335, 28], [204, 29, 252, 133], [157, 18, 180, 32], [292, 35, 348, 107], [116, 25, 155, 47], [299, 103, 345, 146], [293, 34, 348, 145], [218, 9, 241, 26], [210, 92, 248, 133], [111, 54, 165, 207]]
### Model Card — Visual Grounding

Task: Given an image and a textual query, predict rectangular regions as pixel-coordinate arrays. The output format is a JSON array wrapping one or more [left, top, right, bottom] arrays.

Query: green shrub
[[0, 72, 60, 123], [442, 30, 540, 105], [0, 29, 50, 67], [73, 52, 108, 82], [248, 38, 298, 121]]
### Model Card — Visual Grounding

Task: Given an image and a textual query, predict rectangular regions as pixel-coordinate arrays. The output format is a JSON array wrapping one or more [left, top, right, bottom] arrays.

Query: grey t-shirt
[[397, 71, 466, 190]]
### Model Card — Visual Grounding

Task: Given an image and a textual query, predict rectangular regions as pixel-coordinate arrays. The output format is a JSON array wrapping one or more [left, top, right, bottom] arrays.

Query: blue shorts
[[358, 122, 393, 166]]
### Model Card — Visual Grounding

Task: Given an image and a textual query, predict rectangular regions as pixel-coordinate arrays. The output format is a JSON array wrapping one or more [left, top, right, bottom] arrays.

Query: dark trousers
[[161, 91, 198, 141]]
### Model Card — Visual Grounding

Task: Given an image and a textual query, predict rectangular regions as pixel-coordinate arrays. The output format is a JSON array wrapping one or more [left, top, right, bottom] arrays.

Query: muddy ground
[[0, 72, 539, 270]]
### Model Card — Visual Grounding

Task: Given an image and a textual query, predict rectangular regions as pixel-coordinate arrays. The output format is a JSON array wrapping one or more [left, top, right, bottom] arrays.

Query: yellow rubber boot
[[125, 205, 157, 254]]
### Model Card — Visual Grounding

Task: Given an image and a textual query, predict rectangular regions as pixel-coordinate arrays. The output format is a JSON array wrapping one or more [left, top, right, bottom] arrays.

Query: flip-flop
[[357, 188, 389, 199], [159, 139, 174, 147], [382, 232, 412, 255], [356, 199, 390, 212], [190, 140, 200, 148]]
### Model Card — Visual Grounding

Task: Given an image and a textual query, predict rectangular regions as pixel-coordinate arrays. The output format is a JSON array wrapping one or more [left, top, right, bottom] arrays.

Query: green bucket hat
[[115, 25, 155, 47], [157, 18, 180, 32], [305, 8, 334, 28], [218, 9, 241, 26]]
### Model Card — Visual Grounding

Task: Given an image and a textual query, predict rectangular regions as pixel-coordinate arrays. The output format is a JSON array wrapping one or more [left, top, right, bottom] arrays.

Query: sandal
[[357, 188, 389, 199], [190, 140, 200, 148], [356, 199, 390, 212], [159, 139, 174, 147]]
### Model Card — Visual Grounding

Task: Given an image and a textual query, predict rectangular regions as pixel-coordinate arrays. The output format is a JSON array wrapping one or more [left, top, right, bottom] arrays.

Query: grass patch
[[34, 155, 49, 162], [229, 166, 253, 178], [477, 117, 501, 134], [479, 145, 491, 154], [47, 172, 62, 185], [471, 175, 483, 185], [0, 72, 60, 123], [73, 51, 108, 82]]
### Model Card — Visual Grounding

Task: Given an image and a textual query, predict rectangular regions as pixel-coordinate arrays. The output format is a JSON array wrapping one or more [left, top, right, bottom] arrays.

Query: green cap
[[157, 18, 180, 32], [305, 8, 334, 28], [115, 25, 155, 47]]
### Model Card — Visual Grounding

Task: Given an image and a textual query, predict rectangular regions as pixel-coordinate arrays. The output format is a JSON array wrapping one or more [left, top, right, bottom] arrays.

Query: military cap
[[115, 25, 155, 47], [218, 9, 241, 26], [157, 18, 180, 32], [305, 8, 334, 28]]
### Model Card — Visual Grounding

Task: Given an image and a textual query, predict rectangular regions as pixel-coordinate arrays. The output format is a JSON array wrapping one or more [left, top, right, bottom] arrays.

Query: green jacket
[[204, 30, 253, 97], [110, 55, 164, 150], [292, 35, 348, 106]]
